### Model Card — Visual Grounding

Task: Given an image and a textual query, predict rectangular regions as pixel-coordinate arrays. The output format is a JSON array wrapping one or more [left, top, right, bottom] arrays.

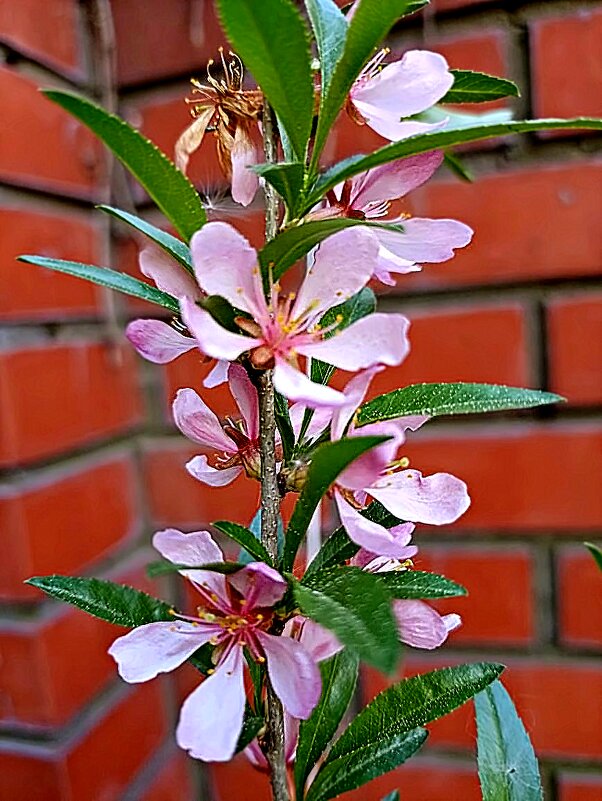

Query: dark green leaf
[[357, 383, 564, 427], [98, 205, 193, 272], [475, 679, 543, 801], [147, 560, 246, 578], [189, 643, 215, 675], [307, 118, 602, 210], [26, 575, 172, 627], [295, 649, 359, 798], [44, 90, 205, 242], [253, 162, 306, 212], [585, 542, 602, 571], [443, 150, 474, 182], [442, 70, 520, 104], [292, 568, 400, 673], [282, 436, 388, 571], [305, 0, 348, 92], [18, 256, 179, 313], [213, 521, 273, 565], [311, 0, 413, 168], [377, 570, 467, 599], [235, 709, 265, 754], [308, 662, 504, 801], [275, 390, 295, 462], [216, 0, 314, 160], [199, 295, 241, 333]]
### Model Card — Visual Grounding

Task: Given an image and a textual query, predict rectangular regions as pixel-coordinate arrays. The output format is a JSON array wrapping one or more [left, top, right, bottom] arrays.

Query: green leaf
[[147, 560, 247, 578], [98, 205, 193, 272], [357, 383, 564, 427], [377, 570, 467, 599], [305, 0, 348, 92], [295, 649, 359, 799], [308, 662, 504, 801], [43, 90, 205, 242], [585, 542, 602, 571], [18, 256, 179, 313], [443, 150, 474, 182], [253, 162, 306, 212], [26, 575, 172, 627], [275, 390, 296, 462], [381, 793, 400, 801], [282, 435, 388, 571], [235, 709, 265, 753], [200, 295, 241, 333], [442, 70, 520, 104], [292, 568, 400, 673], [216, 0, 314, 160], [307, 118, 602, 210], [311, 0, 413, 168], [213, 521, 273, 565], [475, 680, 543, 801]]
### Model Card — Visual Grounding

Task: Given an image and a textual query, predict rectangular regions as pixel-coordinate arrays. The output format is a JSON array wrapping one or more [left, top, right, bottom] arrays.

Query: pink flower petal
[[370, 470, 471, 525], [139, 245, 200, 299], [176, 646, 246, 761], [231, 123, 260, 207], [350, 152, 443, 209], [273, 358, 347, 408], [181, 297, 261, 361], [203, 359, 229, 388], [258, 632, 322, 719], [331, 366, 384, 441], [229, 562, 288, 609], [173, 388, 236, 451], [291, 227, 379, 322], [298, 313, 410, 372], [108, 621, 216, 683], [289, 403, 333, 442], [394, 600, 461, 649], [298, 618, 343, 662], [338, 421, 405, 490], [152, 528, 228, 603], [335, 491, 420, 559], [186, 455, 243, 487], [189, 222, 266, 320], [125, 319, 196, 364], [228, 363, 259, 441], [377, 218, 473, 265]]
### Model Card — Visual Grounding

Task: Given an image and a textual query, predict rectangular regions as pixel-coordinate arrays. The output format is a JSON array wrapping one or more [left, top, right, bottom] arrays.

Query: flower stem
[[259, 100, 289, 801]]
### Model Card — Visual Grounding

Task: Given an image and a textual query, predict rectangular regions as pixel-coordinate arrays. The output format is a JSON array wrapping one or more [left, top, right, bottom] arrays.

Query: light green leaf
[[442, 70, 520, 104], [215, 0, 314, 160], [44, 90, 205, 242], [292, 568, 400, 673], [475, 680, 543, 801], [295, 649, 359, 798], [305, 0, 348, 92], [26, 575, 172, 627], [357, 383, 564, 427], [377, 570, 467, 599], [307, 662, 504, 801], [98, 205, 193, 272], [253, 162, 306, 212], [585, 542, 602, 571], [381, 792, 400, 801], [17, 256, 179, 313], [282, 435, 388, 571], [213, 521, 273, 565]]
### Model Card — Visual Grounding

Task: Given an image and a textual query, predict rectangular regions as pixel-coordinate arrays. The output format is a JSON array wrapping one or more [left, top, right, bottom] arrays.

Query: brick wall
[[0, 2, 600, 800]]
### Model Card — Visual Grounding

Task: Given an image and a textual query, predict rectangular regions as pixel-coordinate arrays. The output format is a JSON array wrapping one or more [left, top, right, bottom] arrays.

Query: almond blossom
[[180, 222, 411, 408], [108, 528, 321, 762], [311, 151, 473, 285], [347, 48, 453, 141]]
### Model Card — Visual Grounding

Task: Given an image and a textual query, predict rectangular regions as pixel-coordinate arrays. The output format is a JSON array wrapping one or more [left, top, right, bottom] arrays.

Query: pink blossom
[[174, 363, 263, 487], [312, 151, 473, 285], [348, 48, 453, 141], [180, 222, 411, 408], [108, 528, 321, 762]]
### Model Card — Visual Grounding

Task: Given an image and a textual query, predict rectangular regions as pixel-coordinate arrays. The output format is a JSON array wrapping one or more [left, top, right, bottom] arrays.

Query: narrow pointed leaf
[[146, 560, 247, 578], [377, 570, 467, 599], [282, 436, 388, 571], [305, 0, 348, 92], [308, 662, 504, 801], [253, 162, 305, 212], [235, 710, 265, 753], [216, 0, 314, 160], [26, 575, 172, 627], [18, 256, 179, 313], [357, 383, 564, 426], [381, 793, 400, 801], [43, 90, 205, 241], [292, 568, 400, 673], [98, 205, 193, 272], [475, 680, 543, 801], [441, 70, 520, 104], [585, 542, 602, 571], [295, 649, 359, 798], [213, 521, 273, 565]]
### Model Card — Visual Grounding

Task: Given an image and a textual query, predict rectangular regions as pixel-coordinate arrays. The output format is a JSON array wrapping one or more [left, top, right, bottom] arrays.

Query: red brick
[[432, 0, 488, 9], [0, 207, 103, 321], [0, 0, 83, 75], [0, 454, 139, 601], [531, 9, 602, 123], [557, 546, 602, 649], [0, 749, 65, 801], [548, 293, 602, 406], [417, 546, 535, 646], [407, 424, 602, 530], [404, 163, 602, 288], [558, 771, 602, 801], [0, 67, 103, 197], [0, 342, 143, 467], [113, 0, 222, 85], [212, 754, 271, 801], [139, 750, 196, 801]]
